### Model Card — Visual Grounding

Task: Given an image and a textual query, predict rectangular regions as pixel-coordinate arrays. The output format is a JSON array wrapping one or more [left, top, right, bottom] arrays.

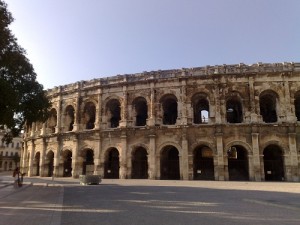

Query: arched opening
[[83, 102, 96, 130], [263, 145, 284, 181], [46, 151, 54, 177], [106, 99, 121, 128], [227, 146, 249, 181], [104, 148, 119, 178], [294, 92, 300, 121], [47, 108, 57, 133], [65, 105, 75, 131], [131, 147, 148, 179], [260, 91, 278, 123], [63, 150, 72, 177], [161, 95, 178, 125], [82, 149, 94, 175], [193, 96, 209, 124], [133, 97, 148, 126], [160, 146, 180, 180], [193, 146, 214, 180], [34, 152, 40, 176], [226, 97, 243, 123]]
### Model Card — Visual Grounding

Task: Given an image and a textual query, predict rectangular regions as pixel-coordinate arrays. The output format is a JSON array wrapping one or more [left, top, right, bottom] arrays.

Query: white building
[[0, 130, 22, 171]]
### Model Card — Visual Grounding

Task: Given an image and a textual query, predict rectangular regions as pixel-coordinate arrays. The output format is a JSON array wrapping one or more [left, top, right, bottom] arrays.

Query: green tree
[[0, 0, 51, 142]]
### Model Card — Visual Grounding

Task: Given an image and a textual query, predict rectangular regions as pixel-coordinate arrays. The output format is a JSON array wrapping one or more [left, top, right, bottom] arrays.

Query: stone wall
[[22, 62, 300, 181]]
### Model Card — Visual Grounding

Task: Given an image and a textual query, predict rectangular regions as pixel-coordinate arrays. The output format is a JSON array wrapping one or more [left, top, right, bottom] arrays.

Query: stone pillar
[[39, 139, 46, 176], [27, 140, 35, 177], [180, 79, 188, 125], [148, 134, 156, 179], [147, 84, 156, 126], [249, 77, 258, 122], [40, 123, 46, 136], [288, 132, 298, 181], [248, 154, 254, 181], [180, 131, 189, 180], [251, 132, 261, 181], [95, 91, 102, 129], [53, 140, 61, 177], [284, 79, 296, 122], [30, 122, 36, 137], [119, 131, 127, 179], [186, 102, 193, 125], [120, 87, 128, 128], [73, 91, 81, 131], [215, 132, 225, 180], [214, 84, 222, 124], [56, 93, 62, 133], [155, 151, 161, 180], [93, 137, 102, 175], [72, 136, 80, 178], [21, 141, 28, 174], [260, 154, 265, 181]]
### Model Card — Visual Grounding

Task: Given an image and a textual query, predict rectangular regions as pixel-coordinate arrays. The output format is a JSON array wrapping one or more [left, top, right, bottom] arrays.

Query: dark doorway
[[84, 102, 96, 130], [104, 148, 120, 178], [63, 150, 72, 177], [133, 97, 148, 126], [35, 152, 40, 176], [160, 146, 180, 180], [193, 146, 214, 180], [193, 98, 209, 124], [47, 151, 54, 177], [228, 146, 249, 181], [226, 98, 243, 123], [264, 145, 284, 181], [82, 149, 94, 175], [132, 147, 148, 179], [260, 92, 278, 123], [107, 99, 121, 128], [65, 105, 75, 131], [47, 109, 57, 133], [161, 95, 178, 125]]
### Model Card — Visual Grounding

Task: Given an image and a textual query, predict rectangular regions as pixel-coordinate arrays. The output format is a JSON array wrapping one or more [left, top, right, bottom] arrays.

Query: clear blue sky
[[7, 0, 300, 89]]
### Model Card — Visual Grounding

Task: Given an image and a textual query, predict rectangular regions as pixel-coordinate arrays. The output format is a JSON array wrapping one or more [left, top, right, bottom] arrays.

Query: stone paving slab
[[0, 171, 299, 225]]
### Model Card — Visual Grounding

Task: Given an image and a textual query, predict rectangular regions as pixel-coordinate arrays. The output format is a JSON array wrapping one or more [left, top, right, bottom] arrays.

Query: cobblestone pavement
[[0, 172, 299, 225]]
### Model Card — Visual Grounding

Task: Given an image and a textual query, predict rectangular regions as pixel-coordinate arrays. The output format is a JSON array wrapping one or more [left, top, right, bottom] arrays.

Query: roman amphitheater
[[21, 62, 300, 182]]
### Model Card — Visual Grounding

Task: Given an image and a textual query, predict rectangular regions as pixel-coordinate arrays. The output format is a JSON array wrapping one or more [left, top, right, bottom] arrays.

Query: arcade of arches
[[26, 143, 291, 182], [22, 62, 300, 182]]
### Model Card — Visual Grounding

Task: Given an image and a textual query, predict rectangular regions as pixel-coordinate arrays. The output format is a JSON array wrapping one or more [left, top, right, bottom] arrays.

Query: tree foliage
[[0, 0, 51, 141]]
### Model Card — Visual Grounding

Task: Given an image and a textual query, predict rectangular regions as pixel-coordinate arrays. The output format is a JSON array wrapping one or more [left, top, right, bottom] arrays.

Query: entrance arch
[[34, 152, 40, 176], [131, 147, 148, 179], [228, 146, 249, 181], [82, 149, 94, 175], [104, 148, 120, 178], [46, 151, 54, 177], [263, 145, 284, 181], [160, 146, 180, 180], [193, 146, 214, 180], [62, 150, 72, 177], [132, 97, 148, 126], [160, 94, 178, 125]]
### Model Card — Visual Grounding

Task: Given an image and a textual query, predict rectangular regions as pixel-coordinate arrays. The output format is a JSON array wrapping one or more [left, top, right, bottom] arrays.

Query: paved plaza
[[0, 172, 299, 225]]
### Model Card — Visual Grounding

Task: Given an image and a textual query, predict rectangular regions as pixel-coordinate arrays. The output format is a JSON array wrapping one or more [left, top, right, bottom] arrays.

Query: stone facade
[[22, 62, 300, 181]]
